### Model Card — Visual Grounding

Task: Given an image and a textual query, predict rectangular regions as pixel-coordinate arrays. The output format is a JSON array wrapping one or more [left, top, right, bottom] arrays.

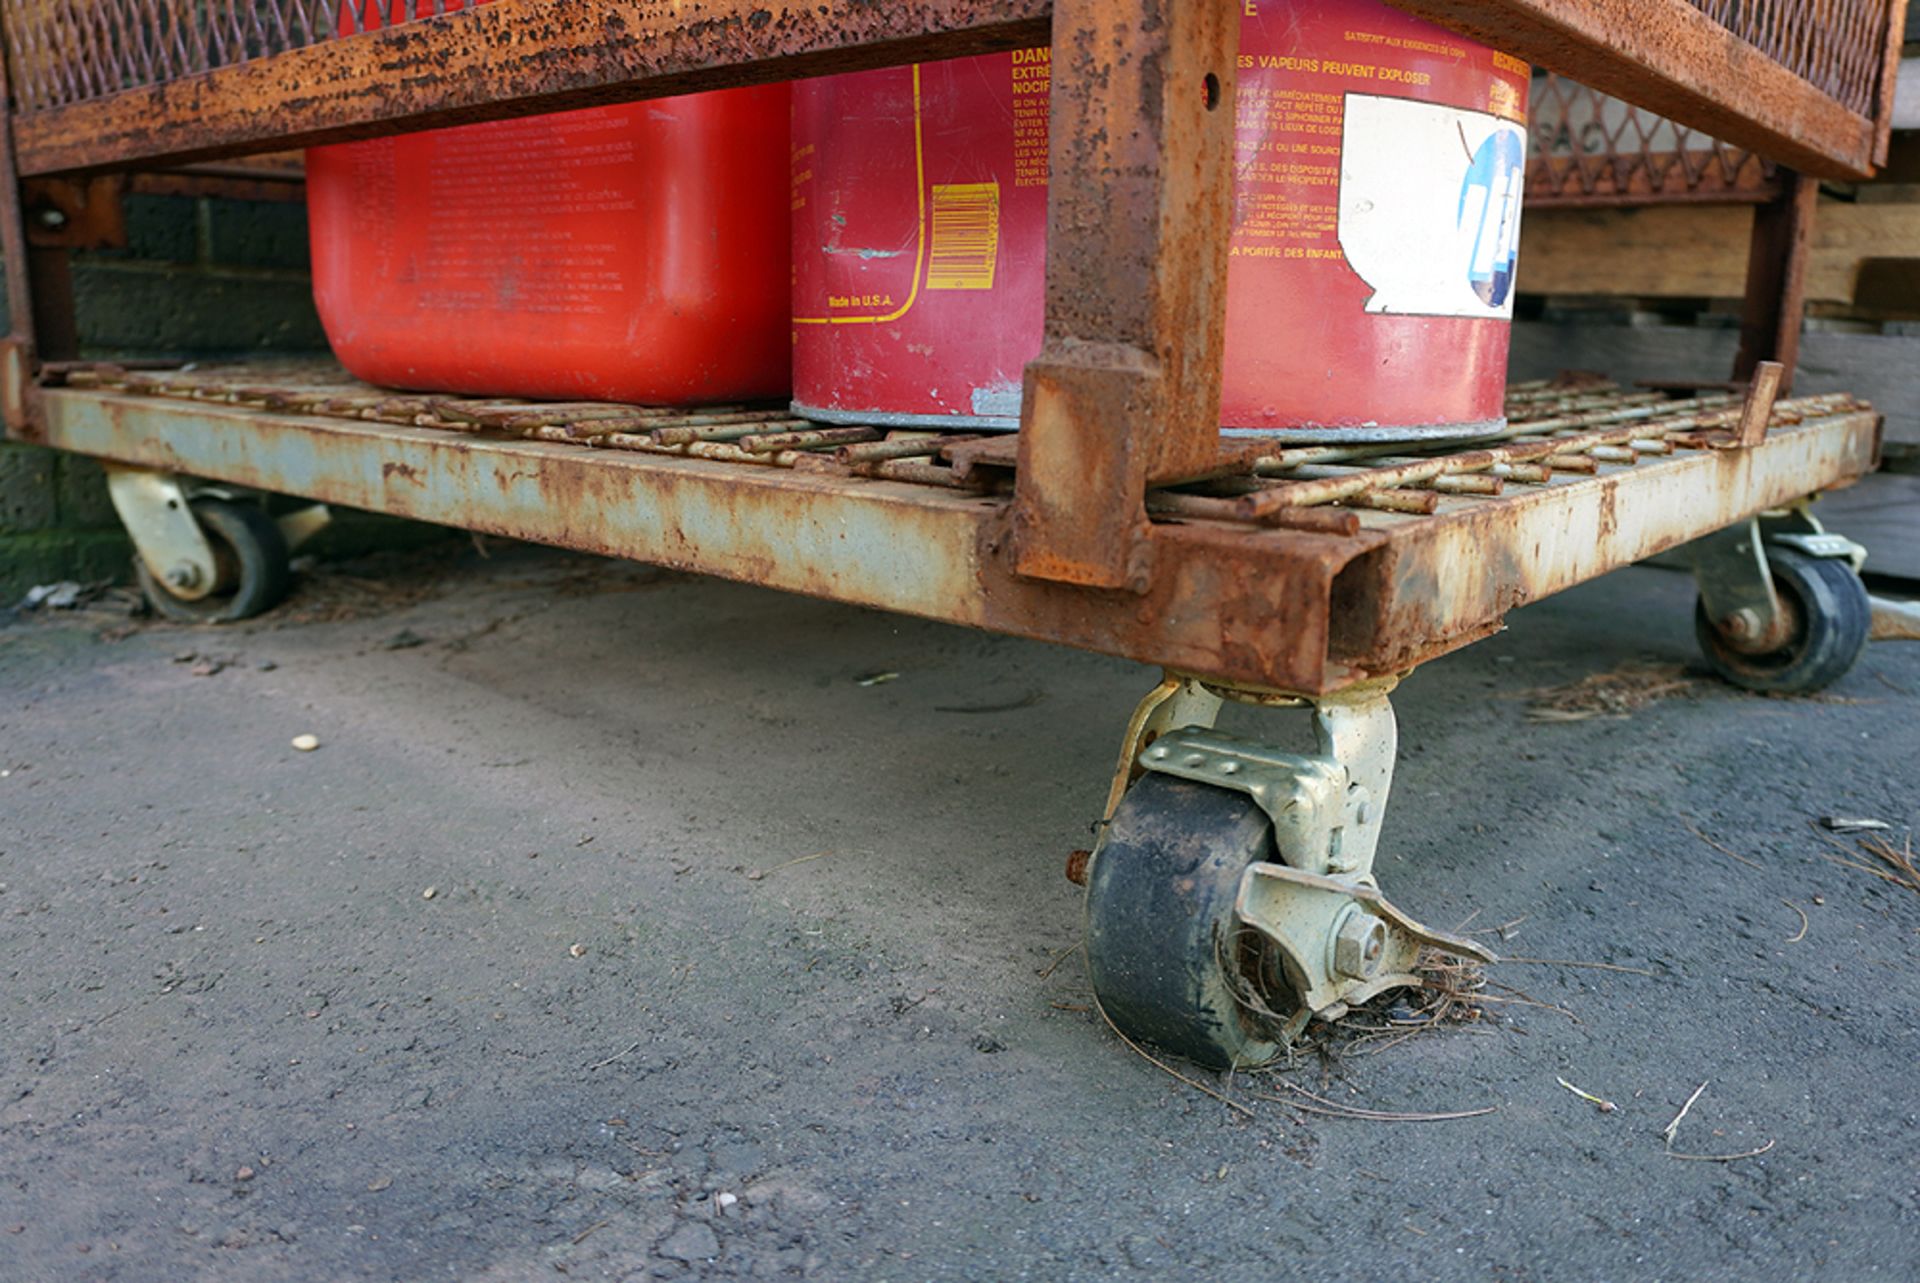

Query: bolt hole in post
[[1203, 72, 1222, 111]]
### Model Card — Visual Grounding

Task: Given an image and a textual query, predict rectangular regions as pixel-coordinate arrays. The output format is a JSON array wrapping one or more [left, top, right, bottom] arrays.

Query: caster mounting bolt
[[1720, 607, 1763, 641], [164, 562, 203, 590], [1334, 912, 1387, 979], [1064, 848, 1091, 887]]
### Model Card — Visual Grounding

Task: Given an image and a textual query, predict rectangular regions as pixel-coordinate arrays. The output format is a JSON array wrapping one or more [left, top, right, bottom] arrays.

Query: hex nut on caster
[[1333, 911, 1387, 979]]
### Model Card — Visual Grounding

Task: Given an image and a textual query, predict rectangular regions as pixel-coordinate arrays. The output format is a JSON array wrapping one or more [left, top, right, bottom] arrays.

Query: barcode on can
[[925, 183, 1000, 290]]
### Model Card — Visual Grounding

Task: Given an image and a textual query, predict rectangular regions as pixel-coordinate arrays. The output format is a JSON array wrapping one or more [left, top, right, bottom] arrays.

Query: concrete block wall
[[66, 192, 325, 355], [1, 190, 336, 599]]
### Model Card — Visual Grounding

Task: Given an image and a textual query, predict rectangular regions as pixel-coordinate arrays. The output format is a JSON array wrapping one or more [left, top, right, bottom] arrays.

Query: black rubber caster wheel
[[135, 499, 291, 624], [1694, 546, 1870, 694], [1086, 773, 1294, 1070]]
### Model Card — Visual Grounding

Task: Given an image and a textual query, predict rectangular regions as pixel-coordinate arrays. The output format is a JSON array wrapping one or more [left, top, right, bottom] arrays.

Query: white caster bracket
[[104, 465, 223, 601], [105, 465, 332, 603], [1134, 681, 1492, 1021], [1234, 863, 1491, 1018]]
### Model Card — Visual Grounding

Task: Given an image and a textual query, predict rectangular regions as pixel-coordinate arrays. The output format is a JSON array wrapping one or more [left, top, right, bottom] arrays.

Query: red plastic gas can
[[792, 0, 1529, 438], [308, 6, 789, 404]]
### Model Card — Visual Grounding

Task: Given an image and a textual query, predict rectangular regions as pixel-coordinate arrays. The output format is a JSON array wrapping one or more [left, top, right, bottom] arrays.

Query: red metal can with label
[[792, 0, 1529, 438], [309, 2, 789, 405]]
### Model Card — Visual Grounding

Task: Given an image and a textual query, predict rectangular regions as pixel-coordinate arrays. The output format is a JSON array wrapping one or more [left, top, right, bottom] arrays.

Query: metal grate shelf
[[28, 359, 1882, 695], [52, 358, 1872, 525]]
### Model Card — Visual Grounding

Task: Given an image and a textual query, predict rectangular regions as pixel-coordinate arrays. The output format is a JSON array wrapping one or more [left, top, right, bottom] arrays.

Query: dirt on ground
[[2, 544, 1917, 1282]]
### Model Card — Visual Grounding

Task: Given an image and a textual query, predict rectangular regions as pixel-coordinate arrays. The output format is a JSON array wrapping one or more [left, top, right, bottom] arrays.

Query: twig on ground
[[1477, 985, 1579, 1021], [1556, 1076, 1618, 1113], [1261, 1080, 1495, 1122], [1782, 900, 1810, 943], [1521, 662, 1697, 722], [1662, 1081, 1709, 1147], [1810, 826, 1920, 895], [584, 1040, 642, 1072], [1092, 996, 1254, 1119], [1685, 822, 1764, 870], [1666, 1139, 1776, 1163], [1037, 941, 1082, 979], [745, 850, 835, 881], [571, 1219, 612, 1245], [1499, 956, 1657, 977], [1857, 831, 1920, 895]]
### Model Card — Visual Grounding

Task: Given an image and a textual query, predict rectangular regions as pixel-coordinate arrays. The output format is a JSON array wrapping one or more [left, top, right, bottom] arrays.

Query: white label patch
[[1338, 95, 1526, 319]]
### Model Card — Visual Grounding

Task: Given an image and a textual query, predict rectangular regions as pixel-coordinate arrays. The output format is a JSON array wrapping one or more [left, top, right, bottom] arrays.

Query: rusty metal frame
[[1733, 172, 1822, 389], [0, 0, 1902, 617], [1010, 0, 1237, 589], [1, 1, 1901, 181], [0, 23, 36, 375], [4, 0, 1053, 176], [29, 370, 1880, 694]]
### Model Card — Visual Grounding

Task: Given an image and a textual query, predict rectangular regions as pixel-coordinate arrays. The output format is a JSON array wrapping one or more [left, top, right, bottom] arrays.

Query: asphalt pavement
[[3, 542, 1917, 1282]]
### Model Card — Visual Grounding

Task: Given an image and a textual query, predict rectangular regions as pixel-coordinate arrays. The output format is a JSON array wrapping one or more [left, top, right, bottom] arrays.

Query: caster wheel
[[1695, 546, 1870, 694], [135, 499, 290, 624], [1086, 774, 1294, 1070]]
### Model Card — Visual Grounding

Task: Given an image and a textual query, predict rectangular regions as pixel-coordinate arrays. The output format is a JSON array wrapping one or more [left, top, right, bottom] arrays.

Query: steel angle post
[[1010, 0, 1239, 589]]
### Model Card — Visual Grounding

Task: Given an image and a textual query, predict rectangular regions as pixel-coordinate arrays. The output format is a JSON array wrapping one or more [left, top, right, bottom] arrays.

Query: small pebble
[[257, 660, 278, 672], [235, 1167, 255, 1182], [290, 734, 320, 752], [421, 887, 437, 901], [569, 944, 587, 958]]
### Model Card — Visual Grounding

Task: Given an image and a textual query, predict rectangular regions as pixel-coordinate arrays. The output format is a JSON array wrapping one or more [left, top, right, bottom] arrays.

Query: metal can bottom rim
[[792, 401, 1509, 446]]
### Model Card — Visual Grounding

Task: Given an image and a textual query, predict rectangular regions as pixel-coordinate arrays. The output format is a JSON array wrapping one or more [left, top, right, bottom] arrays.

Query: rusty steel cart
[[0, 0, 1907, 1068]]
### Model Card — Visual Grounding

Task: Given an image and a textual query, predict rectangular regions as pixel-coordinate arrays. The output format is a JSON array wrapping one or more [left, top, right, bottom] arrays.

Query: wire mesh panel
[[0, 0, 1907, 117], [1527, 71, 1779, 205], [1, 2, 471, 113], [1691, 0, 1891, 116]]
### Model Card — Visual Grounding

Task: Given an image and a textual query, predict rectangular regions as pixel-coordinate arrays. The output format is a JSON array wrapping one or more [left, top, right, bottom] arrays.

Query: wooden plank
[[6, 0, 1051, 175], [1854, 258, 1920, 314], [1517, 199, 1920, 304]]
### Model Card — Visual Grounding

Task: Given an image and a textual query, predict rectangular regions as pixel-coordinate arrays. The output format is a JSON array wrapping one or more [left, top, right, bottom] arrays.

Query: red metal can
[[792, 0, 1529, 438], [308, 6, 789, 404]]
